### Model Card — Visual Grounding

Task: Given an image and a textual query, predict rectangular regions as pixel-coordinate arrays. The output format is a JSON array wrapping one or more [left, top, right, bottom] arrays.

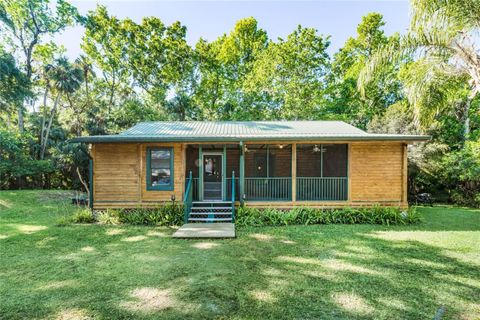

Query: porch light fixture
[[278, 144, 284, 149], [313, 145, 321, 153], [244, 145, 249, 153]]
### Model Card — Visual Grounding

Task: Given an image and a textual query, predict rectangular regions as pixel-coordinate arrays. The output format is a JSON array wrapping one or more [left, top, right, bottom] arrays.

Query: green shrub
[[68, 202, 184, 226], [118, 203, 184, 226], [236, 206, 421, 227], [96, 209, 121, 225], [70, 209, 95, 224]]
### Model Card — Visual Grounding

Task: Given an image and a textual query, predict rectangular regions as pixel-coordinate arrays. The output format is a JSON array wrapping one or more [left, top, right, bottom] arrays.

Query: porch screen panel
[[322, 144, 348, 177], [185, 145, 199, 200], [296, 144, 348, 201], [244, 144, 292, 201], [296, 144, 322, 177], [269, 145, 292, 177], [225, 145, 240, 201]]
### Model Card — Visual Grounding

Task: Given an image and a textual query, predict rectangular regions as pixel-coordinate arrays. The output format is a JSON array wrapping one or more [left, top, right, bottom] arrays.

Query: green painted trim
[[239, 142, 245, 206], [71, 134, 431, 143], [222, 145, 227, 201], [320, 144, 324, 178], [198, 146, 203, 201], [89, 159, 93, 209], [94, 200, 141, 203], [266, 145, 270, 178], [146, 147, 174, 191], [346, 144, 349, 201]]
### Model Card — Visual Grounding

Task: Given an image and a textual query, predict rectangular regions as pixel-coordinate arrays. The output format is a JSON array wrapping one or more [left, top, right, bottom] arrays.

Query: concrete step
[[188, 218, 233, 222], [190, 212, 232, 216], [191, 207, 232, 210], [192, 201, 231, 205]]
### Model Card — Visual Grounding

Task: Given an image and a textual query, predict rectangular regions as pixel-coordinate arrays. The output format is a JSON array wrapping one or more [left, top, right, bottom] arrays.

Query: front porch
[[183, 143, 349, 223]]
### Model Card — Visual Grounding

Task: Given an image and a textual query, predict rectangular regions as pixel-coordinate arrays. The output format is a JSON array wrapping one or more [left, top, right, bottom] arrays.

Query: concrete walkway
[[172, 223, 235, 238]]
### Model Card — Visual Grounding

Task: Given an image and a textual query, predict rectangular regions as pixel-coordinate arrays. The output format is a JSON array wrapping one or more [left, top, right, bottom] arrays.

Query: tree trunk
[[464, 97, 470, 139], [40, 93, 60, 160], [39, 87, 49, 159], [17, 106, 24, 133]]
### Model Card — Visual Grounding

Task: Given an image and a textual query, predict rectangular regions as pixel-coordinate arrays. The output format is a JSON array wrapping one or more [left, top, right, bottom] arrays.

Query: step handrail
[[231, 171, 235, 222], [184, 171, 193, 223]]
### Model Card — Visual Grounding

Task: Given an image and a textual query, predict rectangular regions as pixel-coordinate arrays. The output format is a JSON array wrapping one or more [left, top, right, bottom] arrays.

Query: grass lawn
[[1, 191, 479, 319]]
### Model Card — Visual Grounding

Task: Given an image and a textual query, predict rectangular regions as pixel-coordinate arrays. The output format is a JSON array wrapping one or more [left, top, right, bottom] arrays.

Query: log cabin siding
[[350, 142, 405, 205], [93, 144, 139, 203], [93, 143, 185, 209]]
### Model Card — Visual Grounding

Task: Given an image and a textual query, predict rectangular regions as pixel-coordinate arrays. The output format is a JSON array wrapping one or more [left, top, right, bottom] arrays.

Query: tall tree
[[83, 6, 194, 116], [0, 47, 29, 116], [359, 0, 480, 138], [326, 13, 402, 127], [194, 17, 268, 119], [0, 0, 80, 132], [40, 57, 83, 159], [245, 25, 330, 119], [82, 5, 129, 109]]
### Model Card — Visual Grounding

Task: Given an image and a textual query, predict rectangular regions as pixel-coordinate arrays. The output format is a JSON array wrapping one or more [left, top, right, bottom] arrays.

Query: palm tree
[[359, 0, 480, 138], [40, 57, 84, 159]]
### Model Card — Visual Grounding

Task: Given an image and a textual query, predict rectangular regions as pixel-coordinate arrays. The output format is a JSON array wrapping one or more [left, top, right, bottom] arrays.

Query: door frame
[[202, 152, 224, 201]]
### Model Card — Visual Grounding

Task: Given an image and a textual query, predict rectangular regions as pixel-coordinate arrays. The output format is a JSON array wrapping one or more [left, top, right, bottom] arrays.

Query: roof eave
[[69, 135, 431, 144]]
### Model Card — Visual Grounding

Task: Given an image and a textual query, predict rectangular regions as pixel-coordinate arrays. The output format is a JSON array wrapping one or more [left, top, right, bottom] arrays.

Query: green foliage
[[0, 129, 54, 188], [70, 203, 184, 226], [194, 17, 269, 120], [245, 25, 330, 119], [71, 208, 95, 223], [236, 206, 421, 227], [0, 48, 30, 112], [326, 13, 403, 128], [96, 209, 121, 225], [440, 140, 480, 207]]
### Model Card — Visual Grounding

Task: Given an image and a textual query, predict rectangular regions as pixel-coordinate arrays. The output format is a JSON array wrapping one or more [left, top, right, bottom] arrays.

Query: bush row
[[64, 202, 184, 226], [64, 204, 421, 227], [236, 206, 421, 227]]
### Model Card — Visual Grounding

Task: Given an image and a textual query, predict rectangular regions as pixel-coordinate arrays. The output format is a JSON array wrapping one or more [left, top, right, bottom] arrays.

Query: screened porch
[[184, 143, 348, 203]]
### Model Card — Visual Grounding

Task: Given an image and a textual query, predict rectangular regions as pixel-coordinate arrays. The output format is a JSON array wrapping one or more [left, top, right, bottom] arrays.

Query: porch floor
[[172, 223, 235, 239]]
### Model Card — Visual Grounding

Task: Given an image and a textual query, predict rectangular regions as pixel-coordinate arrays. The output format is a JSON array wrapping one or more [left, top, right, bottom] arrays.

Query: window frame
[[146, 147, 174, 191]]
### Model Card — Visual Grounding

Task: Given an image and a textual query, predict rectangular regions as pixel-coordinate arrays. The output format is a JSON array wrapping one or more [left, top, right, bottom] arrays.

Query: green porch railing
[[226, 177, 240, 201], [183, 171, 193, 223], [296, 177, 348, 201], [244, 177, 292, 201], [191, 178, 199, 201], [231, 171, 235, 222]]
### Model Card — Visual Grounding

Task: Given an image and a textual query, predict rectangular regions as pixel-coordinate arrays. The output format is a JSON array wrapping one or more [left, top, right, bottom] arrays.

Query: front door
[[203, 154, 223, 200]]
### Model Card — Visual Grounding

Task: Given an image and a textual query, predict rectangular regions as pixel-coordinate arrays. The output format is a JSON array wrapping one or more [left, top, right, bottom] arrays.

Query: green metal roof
[[70, 121, 430, 143]]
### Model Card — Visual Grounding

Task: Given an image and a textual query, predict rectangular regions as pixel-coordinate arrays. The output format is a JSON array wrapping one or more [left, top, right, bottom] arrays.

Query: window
[[147, 147, 174, 191]]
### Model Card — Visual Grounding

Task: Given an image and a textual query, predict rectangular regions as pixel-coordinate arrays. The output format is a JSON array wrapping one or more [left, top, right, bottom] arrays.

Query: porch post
[[239, 141, 245, 206], [222, 144, 227, 201], [199, 145, 203, 201], [292, 143, 296, 202], [89, 157, 93, 210]]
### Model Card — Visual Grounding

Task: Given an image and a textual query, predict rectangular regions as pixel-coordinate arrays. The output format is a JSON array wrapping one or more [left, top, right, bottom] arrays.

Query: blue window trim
[[146, 147, 174, 191]]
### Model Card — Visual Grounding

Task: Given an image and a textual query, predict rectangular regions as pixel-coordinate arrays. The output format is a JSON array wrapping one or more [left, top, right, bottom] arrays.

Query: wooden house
[[72, 121, 429, 222]]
